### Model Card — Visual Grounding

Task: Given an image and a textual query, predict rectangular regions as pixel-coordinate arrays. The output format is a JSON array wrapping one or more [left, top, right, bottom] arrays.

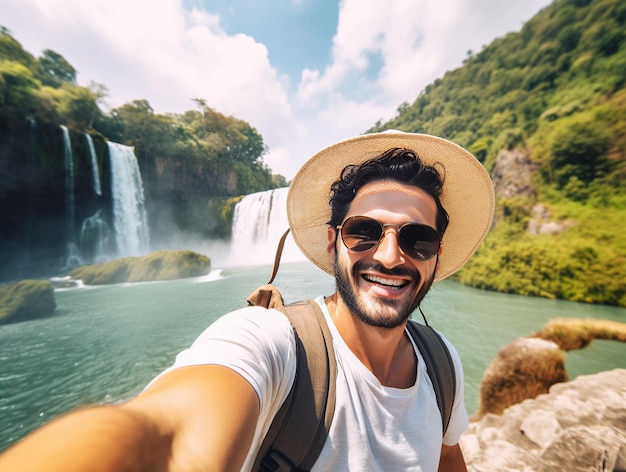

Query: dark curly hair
[[327, 148, 449, 236]]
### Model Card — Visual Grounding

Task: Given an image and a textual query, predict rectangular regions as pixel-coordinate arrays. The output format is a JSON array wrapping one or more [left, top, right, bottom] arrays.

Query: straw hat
[[286, 131, 495, 282]]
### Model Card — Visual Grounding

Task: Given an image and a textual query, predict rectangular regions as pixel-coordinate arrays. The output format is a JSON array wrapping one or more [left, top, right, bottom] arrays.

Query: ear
[[327, 227, 337, 263]]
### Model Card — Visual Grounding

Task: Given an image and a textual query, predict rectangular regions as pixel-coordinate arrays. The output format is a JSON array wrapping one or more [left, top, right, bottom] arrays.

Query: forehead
[[347, 180, 438, 225]]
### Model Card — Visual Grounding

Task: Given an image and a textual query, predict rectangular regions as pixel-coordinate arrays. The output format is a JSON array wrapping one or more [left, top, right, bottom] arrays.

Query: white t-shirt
[[163, 295, 468, 471]]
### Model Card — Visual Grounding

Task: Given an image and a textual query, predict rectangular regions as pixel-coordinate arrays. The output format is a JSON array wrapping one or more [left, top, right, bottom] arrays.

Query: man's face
[[327, 180, 440, 328]]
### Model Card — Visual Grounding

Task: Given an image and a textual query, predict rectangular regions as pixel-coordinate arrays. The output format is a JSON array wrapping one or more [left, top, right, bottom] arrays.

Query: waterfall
[[61, 126, 75, 241], [230, 187, 304, 266], [84, 133, 102, 196], [107, 142, 150, 257], [61, 125, 83, 269], [80, 210, 110, 263]]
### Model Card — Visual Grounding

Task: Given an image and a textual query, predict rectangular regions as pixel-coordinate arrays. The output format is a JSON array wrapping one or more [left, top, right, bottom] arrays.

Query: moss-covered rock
[[69, 250, 211, 285], [0, 280, 56, 324]]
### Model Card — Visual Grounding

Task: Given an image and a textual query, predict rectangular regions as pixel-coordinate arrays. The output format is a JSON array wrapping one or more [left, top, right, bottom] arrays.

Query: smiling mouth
[[362, 274, 410, 289]]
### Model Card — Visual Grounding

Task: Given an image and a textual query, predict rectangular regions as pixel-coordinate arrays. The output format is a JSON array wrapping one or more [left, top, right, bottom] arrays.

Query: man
[[0, 131, 494, 471]]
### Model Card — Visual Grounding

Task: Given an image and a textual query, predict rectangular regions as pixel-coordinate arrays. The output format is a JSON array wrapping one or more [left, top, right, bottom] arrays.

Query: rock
[[462, 369, 626, 472], [519, 409, 560, 451], [532, 317, 626, 351], [491, 149, 537, 199], [527, 204, 573, 235], [0, 279, 56, 324], [476, 337, 567, 418], [69, 250, 211, 285]]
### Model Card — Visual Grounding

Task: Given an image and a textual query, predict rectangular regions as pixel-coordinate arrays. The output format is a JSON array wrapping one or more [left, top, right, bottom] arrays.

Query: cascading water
[[80, 210, 110, 263], [230, 187, 304, 266], [84, 133, 102, 196], [61, 125, 83, 269], [79, 133, 109, 263], [107, 142, 150, 257], [61, 126, 75, 240]]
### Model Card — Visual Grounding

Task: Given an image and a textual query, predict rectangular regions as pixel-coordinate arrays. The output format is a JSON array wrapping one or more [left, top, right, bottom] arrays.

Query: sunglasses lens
[[399, 224, 440, 260], [340, 216, 440, 260], [340, 217, 383, 252]]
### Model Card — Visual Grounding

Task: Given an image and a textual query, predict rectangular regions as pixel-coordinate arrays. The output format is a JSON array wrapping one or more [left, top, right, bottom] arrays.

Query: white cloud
[[290, 0, 552, 177]]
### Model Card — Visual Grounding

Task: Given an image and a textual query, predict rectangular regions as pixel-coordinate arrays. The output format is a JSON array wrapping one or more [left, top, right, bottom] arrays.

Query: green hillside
[[370, 0, 626, 307]]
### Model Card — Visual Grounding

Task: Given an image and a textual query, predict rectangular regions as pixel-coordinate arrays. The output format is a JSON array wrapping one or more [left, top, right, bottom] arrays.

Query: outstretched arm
[[0, 365, 260, 472]]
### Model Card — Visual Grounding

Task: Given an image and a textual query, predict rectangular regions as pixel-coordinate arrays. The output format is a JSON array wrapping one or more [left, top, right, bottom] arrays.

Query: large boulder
[[0, 280, 56, 324], [462, 369, 626, 472], [69, 250, 211, 285], [475, 337, 567, 419]]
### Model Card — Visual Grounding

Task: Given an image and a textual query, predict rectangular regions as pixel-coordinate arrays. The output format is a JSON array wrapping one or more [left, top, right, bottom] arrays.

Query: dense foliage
[[0, 26, 285, 197], [370, 0, 626, 306]]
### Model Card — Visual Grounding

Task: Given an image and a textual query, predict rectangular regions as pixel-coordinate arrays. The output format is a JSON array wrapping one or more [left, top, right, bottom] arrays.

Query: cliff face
[[491, 149, 538, 200], [137, 151, 239, 241], [462, 369, 626, 472], [0, 119, 114, 282]]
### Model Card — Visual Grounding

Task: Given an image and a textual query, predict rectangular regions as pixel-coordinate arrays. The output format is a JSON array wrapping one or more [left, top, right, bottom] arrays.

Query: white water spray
[[107, 142, 150, 257], [230, 187, 304, 266], [80, 210, 110, 262]]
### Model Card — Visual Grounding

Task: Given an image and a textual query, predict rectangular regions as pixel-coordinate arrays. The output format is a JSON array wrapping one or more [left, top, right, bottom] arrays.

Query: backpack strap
[[252, 300, 337, 472], [406, 320, 456, 435], [246, 229, 290, 309]]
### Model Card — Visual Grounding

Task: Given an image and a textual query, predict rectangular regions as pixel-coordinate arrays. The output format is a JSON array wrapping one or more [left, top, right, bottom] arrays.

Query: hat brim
[[287, 132, 495, 282]]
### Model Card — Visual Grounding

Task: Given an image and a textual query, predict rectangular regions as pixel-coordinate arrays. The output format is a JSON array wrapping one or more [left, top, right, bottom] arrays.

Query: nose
[[372, 227, 405, 268]]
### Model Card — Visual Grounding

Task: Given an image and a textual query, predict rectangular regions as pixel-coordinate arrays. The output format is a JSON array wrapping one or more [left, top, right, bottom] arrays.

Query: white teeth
[[364, 275, 406, 287]]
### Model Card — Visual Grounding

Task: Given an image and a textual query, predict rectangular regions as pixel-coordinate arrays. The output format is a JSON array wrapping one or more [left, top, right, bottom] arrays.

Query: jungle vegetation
[[369, 0, 626, 307]]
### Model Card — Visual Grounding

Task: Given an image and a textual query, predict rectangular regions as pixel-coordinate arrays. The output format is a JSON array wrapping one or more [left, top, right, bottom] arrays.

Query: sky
[[1, 0, 553, 180]]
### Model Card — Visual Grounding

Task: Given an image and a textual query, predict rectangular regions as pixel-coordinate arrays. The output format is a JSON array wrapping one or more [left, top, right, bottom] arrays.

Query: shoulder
[[158, 306, 297, 409], [181, 306, 296, 364], [198, 305, 294, 343]]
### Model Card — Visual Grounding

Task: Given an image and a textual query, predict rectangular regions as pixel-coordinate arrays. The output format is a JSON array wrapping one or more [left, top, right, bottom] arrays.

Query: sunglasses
[[336, 215, 441, 261]]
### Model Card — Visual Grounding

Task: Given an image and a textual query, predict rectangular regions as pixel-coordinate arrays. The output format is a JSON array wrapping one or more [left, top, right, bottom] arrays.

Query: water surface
[[1, 260, 624, 451]]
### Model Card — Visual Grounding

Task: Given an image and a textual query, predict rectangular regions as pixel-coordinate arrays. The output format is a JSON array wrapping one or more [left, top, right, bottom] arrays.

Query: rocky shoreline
[[461, 368, 626, 472], [0, 250, 211, 324], [0, 279, 56, 324]]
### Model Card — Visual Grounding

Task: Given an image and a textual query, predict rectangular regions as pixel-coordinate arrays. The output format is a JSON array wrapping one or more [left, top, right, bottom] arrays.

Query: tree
[[550, 114, 612, 187], [228, 120, 266, 164], [55, 84, 103, 129], [0, 61, 39, 119], [111, 99, 184, 156], [36, 49, 76, 87], [0, 27, 36, 69], [189, 99, 266, 165]]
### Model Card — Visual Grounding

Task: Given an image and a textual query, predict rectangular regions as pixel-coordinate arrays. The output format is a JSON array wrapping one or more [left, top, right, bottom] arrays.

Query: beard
[[334, 257, 436, 329]]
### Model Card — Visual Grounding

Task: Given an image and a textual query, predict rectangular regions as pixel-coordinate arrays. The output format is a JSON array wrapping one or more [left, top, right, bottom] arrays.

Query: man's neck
[[325, 294, 417, 388]]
